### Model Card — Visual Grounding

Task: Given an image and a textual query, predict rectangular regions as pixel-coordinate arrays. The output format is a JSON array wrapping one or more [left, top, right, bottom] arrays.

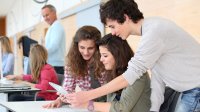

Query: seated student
[[43, 25, 107, 108], [0, 36, 14, 76], [17, 35, 38, 74], [61, 34, 151, 112], [6, 44, 59, 101]]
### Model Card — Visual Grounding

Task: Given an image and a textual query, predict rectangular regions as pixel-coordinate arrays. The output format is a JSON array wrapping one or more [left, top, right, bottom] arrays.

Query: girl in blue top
[[0, 36, 14, 76]]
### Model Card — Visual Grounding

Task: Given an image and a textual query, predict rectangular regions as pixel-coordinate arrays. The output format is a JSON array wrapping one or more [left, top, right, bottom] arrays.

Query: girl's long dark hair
[[97, 33, 134, 81]]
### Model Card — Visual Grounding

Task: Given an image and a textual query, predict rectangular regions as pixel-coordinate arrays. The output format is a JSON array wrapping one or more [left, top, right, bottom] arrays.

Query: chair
[[56, 74, 64, 86], [160, 87, 181, 112]]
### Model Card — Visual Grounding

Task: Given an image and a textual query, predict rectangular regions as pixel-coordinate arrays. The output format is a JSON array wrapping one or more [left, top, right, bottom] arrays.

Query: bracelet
[[87, 100, 94, 112]]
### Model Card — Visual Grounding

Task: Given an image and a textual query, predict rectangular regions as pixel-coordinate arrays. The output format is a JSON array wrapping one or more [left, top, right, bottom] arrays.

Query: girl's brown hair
[[97, 33, 134, 81], [29, 44, 48, 82], [66, 26, 104, 78], [0, 36, 13, 53]]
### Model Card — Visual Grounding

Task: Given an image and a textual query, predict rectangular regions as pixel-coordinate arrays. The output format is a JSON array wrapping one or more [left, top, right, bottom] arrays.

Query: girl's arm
[[66, 74, 150, 112], [65, 75, 128, 107], [23, 74, 33, 82], [22, 81, 35, 88], [34, 70, 51, 90], [83, 102, 111, 112], [6, 74, 23, 80], [60, 95, 111, 112], [93, 102, 111, 112]]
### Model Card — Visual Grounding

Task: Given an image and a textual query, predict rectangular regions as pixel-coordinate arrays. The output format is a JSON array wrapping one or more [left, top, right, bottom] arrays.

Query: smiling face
[[99, 46, 115, 70], [41, 7, 57, 25], [106, 18, 131, 40], [78, 39, 96, 61]]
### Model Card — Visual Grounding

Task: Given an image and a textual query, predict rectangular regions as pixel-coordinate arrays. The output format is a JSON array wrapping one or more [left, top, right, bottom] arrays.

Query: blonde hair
[[29, 44, 48, 82], [0, 36, 13, 53]]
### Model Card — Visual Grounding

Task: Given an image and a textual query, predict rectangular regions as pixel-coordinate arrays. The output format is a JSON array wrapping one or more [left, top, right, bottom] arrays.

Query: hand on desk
[[6, 75, 35, 87], [0, 77, 14, 84], [5, 74, 23, 80], [59, 93, 88, 109], [59, 91, 89, 108], [43, 97, 62, 108], [21, 81, 35, 87], [59, 93, 69, 104], [43, 92, 88, 109]]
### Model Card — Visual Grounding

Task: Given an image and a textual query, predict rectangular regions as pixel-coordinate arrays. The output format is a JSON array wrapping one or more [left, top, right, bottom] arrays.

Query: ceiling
[[0, 0, 16, 17]]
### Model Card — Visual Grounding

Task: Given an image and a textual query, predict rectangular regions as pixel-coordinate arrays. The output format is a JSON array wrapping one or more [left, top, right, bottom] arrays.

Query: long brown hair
[[0, 36, 13, 53], [29, 44, 48, 82], [97, 33, 134, 81], [66, 26, 104, 78]]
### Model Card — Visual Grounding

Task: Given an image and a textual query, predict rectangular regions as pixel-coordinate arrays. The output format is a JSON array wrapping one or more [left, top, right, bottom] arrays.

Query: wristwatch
[[87, 100, 94, 111]]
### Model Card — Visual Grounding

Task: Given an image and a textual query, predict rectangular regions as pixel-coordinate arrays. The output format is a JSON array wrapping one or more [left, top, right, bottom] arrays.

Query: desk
[[0, 88, 40, 112], [0, 101, 89, 112], [0, 81, 40, 94], [0, 84, 40, 102], [0, 82, 40, 112], [0, 87, 40, 93]]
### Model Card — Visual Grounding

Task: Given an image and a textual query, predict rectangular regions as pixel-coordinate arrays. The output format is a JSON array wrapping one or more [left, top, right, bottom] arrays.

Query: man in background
[[41, 4, 66, 74]]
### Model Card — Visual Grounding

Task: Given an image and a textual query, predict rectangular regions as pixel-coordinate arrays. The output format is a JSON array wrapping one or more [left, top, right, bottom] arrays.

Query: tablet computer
[[49, 82, 68, 95]]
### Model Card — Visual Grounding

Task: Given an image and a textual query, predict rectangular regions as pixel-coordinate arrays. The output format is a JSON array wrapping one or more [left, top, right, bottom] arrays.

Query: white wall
[[76, 2, 104, 35], [6, 0, 87, 36]]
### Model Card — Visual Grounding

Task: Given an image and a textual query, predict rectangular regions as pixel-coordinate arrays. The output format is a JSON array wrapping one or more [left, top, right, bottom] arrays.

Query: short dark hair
[[18, 35, 38, 57], [42, 4, 56, 12], [100, 0, 144, 25]]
